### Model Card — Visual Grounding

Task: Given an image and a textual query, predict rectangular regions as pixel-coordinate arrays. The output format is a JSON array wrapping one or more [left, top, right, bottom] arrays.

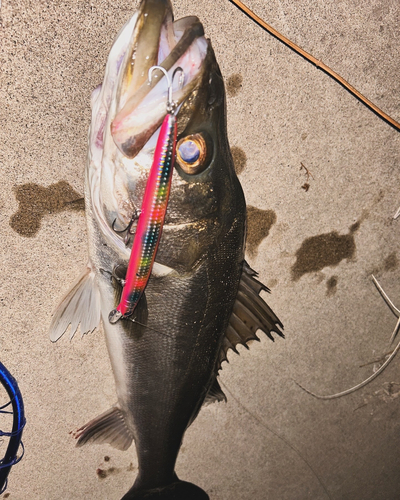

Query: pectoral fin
[[218, 261, 284, 367], [49, 263, 101, 342]]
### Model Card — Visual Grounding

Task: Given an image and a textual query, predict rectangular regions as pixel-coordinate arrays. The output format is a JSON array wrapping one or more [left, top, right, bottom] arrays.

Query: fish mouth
[[111, 0, 208, 159]]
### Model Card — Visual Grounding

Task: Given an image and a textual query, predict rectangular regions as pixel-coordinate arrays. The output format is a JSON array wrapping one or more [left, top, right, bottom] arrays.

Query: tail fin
[[121, 479, 209, 499]]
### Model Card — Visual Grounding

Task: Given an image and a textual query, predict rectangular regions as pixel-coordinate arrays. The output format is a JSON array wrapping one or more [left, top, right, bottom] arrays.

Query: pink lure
[[109, 111, 177, 324]]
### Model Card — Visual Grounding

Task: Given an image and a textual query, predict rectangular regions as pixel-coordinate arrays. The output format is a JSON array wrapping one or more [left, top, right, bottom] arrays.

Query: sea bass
[[49, 1, 283, 498]]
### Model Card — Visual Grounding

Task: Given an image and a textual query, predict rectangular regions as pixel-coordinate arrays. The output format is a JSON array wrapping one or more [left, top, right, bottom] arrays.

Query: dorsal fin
[[218, 261, 284, 368], [203, 377, 227, 405]]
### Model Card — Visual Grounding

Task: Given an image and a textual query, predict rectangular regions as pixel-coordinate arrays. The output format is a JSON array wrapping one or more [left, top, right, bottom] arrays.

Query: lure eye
[[176, 134, 207, 175]]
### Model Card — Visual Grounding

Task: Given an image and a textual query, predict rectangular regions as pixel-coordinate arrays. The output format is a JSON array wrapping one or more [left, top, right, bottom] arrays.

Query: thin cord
[[228, 0, 400, 131]]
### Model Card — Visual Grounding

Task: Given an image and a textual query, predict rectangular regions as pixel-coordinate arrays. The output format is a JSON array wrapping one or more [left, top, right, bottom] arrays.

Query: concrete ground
[[1, 0, 399, 499]]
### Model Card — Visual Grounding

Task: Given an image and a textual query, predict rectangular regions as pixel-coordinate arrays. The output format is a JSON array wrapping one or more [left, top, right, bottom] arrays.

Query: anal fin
[[73, 406, 133, 451], [49, 262, 101, 342], [218, 261, 284, 368]]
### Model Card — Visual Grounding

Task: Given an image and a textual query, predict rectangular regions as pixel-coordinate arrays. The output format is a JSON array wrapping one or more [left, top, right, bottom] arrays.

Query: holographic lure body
[[109, 94, 178, 324]]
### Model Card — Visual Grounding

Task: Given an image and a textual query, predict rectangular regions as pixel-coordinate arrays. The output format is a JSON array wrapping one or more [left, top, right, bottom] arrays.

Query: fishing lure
[[109, 66, 184, 324], [0, 362, 25, 493]]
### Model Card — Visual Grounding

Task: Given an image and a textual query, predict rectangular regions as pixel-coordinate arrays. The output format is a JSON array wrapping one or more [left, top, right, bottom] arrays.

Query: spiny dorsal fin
[[49, 262, 101, 342], [218, 261, 284, 368], [73, 406, 134, 451]]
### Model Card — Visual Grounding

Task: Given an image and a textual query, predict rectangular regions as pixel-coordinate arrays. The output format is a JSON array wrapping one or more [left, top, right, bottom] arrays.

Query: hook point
[[148, 65, 185, 114]]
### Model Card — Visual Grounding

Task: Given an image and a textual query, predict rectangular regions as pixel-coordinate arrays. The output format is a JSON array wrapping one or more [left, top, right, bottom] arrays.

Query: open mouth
[[110, 0, 208, 159]]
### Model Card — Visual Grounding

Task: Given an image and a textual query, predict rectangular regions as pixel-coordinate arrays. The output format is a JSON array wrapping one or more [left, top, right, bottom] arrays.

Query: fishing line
[[220, 381, 333, 500], [293, 336, 400, 400], [228, 0, 400, 132], [99, 268, 173, 339], [295, 276, 400, 400], [128, 318, 174, 340]]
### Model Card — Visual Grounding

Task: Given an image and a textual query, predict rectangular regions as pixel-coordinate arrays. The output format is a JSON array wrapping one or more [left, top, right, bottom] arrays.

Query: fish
[[49, 0, 283, 498]]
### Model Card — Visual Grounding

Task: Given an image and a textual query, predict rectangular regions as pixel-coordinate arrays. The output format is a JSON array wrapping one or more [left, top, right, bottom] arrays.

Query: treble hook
[[148, 65, 184, 115], [112, 209, 141, 246]]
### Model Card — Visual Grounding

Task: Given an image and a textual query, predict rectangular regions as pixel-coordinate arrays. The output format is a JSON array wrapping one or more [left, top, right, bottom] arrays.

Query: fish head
[[89, 0, 245, 271]]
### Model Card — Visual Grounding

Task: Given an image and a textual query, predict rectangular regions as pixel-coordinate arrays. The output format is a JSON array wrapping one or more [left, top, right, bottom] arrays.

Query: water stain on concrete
[[246, 205, 277, 258], [96, 467, 117, 479], [96, 462, 135, 479], [349, 220, 360, 233], [383, 252, 398, 271], [231, 146, 247, 175], [226, 73, 243, 97], [10, 181, 84, 237], [326, 275, 338, 296], [291, 220, 361, 281], [369, 252, 398, 276]]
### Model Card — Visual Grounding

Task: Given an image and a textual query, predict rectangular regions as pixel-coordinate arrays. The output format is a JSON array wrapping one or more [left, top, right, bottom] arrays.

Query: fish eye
[[176, 134, 207, 174]]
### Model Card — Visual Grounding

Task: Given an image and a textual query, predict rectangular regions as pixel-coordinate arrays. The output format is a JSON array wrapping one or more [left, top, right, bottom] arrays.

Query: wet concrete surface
[[1, 1, 399, 499]]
